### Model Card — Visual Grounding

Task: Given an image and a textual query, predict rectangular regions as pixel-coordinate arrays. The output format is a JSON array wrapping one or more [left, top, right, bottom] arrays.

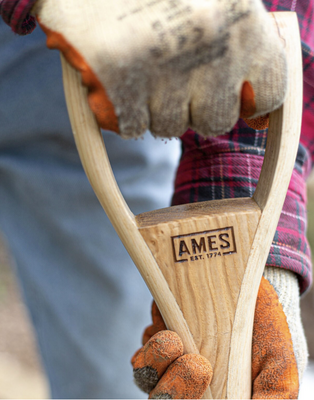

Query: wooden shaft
[[227, 12, 302, 398], [60, 56, 201, 353], [61, 12, 302, 399], [60, 53, 213, 396]]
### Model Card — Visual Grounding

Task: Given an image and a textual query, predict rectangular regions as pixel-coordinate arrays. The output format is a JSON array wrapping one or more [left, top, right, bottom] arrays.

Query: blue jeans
[[0, 21, 180, 398]]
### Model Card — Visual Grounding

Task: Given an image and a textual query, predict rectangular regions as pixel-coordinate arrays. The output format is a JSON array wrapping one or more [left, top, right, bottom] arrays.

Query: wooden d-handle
[[61, 12, 302, 399], [228, 12, 302, 399]]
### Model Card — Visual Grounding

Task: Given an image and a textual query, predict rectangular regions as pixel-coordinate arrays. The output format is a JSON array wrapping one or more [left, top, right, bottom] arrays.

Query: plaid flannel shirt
[[173, 0, 314, 294], [0, 0, 36, 35], [1, 0, 314, 292]]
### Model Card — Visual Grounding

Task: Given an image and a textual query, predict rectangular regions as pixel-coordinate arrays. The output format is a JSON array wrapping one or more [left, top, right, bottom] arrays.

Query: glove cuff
[[263, 266, 309, 383], [0, 0, 37, 35]]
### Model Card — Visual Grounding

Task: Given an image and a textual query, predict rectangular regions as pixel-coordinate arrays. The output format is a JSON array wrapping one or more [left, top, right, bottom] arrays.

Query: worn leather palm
[[33, 0, 286, 138], [132, 268, 303, 399]]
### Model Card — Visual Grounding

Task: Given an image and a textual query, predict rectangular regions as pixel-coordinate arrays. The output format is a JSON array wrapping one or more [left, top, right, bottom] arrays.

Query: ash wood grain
[[227, 12, 303, 399], [61, 11, 302, 399], [137, 198, 261, 397], [60, 49, 212, 397]]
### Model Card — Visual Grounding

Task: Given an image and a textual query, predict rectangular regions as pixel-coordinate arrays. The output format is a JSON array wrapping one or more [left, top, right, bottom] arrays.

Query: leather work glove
[[32, 0, 286, 138], [131, 266, 307, 399]]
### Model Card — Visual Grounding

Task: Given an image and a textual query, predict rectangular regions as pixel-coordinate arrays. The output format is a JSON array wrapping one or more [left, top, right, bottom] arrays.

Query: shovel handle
[[61, 12, 302, 399]]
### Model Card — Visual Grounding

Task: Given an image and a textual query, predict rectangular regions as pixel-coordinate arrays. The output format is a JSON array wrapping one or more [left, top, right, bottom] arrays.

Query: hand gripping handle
[[61, 12, 302, 399]]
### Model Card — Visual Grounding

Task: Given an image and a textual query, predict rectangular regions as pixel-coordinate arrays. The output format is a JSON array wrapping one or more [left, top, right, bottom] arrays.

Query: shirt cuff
[[0, 0, 37, 35]]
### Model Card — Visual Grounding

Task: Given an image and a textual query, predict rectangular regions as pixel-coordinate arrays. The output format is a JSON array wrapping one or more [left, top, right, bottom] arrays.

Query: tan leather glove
[[33, 0, 286, 138], [132, 267, 307, 399]]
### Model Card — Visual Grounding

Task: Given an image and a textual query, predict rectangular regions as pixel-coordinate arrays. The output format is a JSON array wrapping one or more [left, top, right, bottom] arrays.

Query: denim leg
[[0, 21, 180, 398]]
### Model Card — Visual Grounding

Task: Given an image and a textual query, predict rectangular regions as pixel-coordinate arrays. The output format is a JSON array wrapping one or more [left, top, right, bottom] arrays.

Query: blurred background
[[0, 177, 314, 399], [0, 236, 48, 398]]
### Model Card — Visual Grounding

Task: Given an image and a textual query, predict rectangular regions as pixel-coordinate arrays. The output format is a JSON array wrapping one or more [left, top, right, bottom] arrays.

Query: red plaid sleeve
[[173, 0, 314, 294], [0, 0, 37, 35]]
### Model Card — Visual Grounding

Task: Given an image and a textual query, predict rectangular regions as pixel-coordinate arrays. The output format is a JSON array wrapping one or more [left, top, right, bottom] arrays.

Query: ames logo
[[172, 226, 236, 263]]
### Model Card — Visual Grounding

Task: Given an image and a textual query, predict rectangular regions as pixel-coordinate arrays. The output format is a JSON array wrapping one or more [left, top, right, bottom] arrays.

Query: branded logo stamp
[[172, 226, 236, 263]]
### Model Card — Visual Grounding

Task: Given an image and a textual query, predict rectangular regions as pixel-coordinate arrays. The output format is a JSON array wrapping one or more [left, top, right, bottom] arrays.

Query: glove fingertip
[[149, 353, 213, 399], [133, 331, 184, 394], [131, 348, 141, 367], [243, 114, 269, 130], [240, 81, 256, 119]]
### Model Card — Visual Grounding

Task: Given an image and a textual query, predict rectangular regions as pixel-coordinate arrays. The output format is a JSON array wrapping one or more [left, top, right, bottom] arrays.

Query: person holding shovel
[[1, 0, 313, 398]]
